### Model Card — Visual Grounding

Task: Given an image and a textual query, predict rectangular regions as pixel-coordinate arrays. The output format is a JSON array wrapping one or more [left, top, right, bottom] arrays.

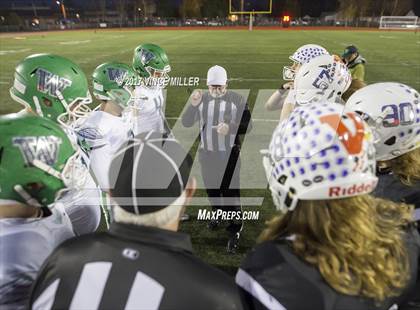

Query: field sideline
[[0, 28, 419, 272]]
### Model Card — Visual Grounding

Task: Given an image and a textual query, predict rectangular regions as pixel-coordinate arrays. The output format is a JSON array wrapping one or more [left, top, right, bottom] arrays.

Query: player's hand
[[191, 90, 202, 107], [282, 81, 294, 90], [216, 123, 229, 136]]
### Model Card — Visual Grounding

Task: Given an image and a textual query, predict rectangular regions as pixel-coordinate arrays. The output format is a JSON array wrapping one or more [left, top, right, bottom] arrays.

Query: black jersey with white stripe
[[29, 223, 244, 310], [236, 227, 420, 310], [181, 90, 252, 152]]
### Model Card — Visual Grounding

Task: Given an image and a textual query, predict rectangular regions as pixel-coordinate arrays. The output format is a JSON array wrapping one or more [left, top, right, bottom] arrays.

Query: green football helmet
[[0, 114, 88, 207], [10, 53, 92, 127], [132, 43, 171, 78], [92, 62, 137, 108]]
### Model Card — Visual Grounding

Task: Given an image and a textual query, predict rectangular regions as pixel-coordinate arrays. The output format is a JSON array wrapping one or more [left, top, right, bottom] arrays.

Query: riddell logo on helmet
[[328, 180, 377, 197]]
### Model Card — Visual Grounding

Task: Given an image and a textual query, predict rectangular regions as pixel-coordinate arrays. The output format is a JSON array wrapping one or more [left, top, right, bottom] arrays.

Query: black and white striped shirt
[[29, 223, 244, 310], [181, 91, 252, 152]]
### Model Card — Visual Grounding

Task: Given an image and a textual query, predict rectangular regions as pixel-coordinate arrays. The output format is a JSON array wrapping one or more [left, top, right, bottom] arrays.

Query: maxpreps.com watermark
[[197, 209, 260, 221], [118, 76, 200, 88]]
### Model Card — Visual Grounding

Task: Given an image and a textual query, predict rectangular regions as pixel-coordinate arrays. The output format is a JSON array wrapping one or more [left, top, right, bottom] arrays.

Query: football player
[[9, 53, 101, 234], [240, 102, 419, 309], [130, 43, 171, 136], [293, 54, 351, 106], [0, 115, 91, 309], [265, 44, 329, 117], [74, 62, 136, 191], [10, 53, 93, 127], [346, 82, 420, 213]]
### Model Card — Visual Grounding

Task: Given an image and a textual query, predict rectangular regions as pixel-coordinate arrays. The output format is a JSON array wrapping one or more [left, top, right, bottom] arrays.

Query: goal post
[[379, 16, 419, 30], [229, 0, 272, 31]]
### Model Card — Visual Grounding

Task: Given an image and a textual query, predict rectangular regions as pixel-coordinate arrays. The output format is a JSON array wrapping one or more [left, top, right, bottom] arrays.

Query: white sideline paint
[[59, 39, 91, 45], [0, 48, 31, 55]]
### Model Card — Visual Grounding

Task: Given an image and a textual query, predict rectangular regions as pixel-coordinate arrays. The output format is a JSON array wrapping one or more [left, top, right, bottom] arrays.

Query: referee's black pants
[[199, 146, 243, 234]]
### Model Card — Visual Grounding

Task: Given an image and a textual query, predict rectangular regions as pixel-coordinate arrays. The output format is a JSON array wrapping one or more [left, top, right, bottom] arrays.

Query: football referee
[[182, 65, 252, 254], [29, 133, 244, 310]]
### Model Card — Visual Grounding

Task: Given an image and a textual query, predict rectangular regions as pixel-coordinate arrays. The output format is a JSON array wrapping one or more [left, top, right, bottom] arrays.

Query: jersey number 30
[[382, 102, 414, 127]]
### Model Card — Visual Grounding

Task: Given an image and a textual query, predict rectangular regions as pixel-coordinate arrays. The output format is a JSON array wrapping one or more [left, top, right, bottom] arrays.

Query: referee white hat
[[207, 65, 227, 86]]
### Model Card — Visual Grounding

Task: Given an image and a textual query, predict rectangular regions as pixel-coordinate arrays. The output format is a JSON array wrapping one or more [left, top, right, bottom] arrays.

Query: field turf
[[0, 28, 419, 273]]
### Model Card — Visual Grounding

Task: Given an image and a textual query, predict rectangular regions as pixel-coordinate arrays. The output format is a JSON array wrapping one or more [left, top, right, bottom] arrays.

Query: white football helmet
[[346, 82, 420, 161], [283, 44, 329, 81], [294, 54, 351, 106], [263, 102, 377, 213]]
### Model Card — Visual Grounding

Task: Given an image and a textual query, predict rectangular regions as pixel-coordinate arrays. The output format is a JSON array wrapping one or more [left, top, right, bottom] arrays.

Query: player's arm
[[279, 89, 296, 122], [89, 144, 114, 191]]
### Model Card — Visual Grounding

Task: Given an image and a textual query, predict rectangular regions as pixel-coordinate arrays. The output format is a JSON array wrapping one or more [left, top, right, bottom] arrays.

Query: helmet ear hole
[[42, 97, 52, 107], [384, 136, 396, 146], [26, 182, 44, 192], [278, 175, 287, 185]]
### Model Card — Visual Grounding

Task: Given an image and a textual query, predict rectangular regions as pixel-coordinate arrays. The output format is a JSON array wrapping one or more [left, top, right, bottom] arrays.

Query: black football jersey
[[237, 227, 420, 310], [30, 223, 244, 310]]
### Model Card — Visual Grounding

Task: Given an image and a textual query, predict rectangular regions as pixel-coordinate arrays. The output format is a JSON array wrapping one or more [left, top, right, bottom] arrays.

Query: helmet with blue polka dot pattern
[[262, 102, 377, 213], [294, 54, 351, 106], [346, 82, 420, 161], [283, 44, 329, 81]]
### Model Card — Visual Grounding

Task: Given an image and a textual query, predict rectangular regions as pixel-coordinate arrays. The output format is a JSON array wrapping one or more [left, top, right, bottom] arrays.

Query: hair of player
[[259, 194, 413, 303], [113, 192, 186, 228], [386, 147, 420, 186]]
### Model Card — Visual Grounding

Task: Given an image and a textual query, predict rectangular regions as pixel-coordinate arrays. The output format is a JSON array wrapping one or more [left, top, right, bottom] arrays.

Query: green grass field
[[1, 28, 419, 273]]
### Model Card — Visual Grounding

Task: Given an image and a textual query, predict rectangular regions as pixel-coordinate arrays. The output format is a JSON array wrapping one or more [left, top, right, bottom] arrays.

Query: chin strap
[[32, 159, 62, 180], [13, 184, 42, 207]]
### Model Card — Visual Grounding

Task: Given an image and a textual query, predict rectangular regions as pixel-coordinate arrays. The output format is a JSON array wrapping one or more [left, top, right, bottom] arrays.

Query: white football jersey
[[0, 204, 74, 310], [131, 86, 165, 135], [75, 110, 132, 190], [57, 174, 102, 235]]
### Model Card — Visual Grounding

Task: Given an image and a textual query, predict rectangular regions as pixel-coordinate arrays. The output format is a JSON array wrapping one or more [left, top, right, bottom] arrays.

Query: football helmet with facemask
[[345, 82, 420, 161], [283, 44, 329, 81], [0, 114, 88, 207], [294, 54, 351, 106], [10, 54, 92, 128], [92, 62, 137, 109], [262, 102, 377, 213], [132, 43, 171, 80]]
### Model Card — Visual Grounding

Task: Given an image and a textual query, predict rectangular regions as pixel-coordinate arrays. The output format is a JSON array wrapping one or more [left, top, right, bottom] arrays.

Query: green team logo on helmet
[[0, 114, 88, 206], [132, 43, 171, 79], [92, 62, 137, 108], [10, 53, 92, 127]]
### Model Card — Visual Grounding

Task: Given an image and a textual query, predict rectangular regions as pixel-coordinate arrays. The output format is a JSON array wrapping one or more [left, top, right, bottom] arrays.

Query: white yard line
[[0, 48, 31, 55], [59, 40, 91, 45]]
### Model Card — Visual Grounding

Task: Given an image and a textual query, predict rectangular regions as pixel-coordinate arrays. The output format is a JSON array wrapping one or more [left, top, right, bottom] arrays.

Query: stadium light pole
[[137, 8, 142, 27]]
